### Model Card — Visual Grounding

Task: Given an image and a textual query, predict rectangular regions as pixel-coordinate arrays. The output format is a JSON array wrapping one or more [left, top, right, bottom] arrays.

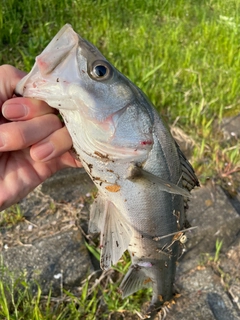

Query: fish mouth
[[15, 24, 81, 104], [15, 24, 108, 115]]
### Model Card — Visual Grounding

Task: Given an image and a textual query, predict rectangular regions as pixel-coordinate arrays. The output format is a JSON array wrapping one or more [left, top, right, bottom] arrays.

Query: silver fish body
[[16, 24, 198, 312]]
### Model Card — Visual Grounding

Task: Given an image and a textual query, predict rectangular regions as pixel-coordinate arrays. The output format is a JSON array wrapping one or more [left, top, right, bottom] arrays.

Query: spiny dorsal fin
[[175, 142, 200, 192]]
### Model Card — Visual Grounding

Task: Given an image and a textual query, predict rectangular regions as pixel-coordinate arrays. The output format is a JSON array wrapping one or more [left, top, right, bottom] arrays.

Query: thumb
[[0, 65, 26, 107]]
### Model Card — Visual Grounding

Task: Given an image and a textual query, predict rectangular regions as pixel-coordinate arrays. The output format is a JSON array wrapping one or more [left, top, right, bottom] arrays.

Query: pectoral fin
[[127, 164, 192, 198]]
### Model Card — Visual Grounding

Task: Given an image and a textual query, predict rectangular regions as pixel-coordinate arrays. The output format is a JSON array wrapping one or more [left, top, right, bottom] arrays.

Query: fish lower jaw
[[21, 88, 63, 104], [20, 83, 75, 110]]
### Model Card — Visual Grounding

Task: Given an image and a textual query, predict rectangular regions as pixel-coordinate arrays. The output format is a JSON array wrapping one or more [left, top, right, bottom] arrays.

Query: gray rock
[[170, 267, 239, 320], [169, 185, 240, 320], [0, 176, 94, 296], [1, 230, 90, 296], [207, 292, 236, 320], [41, 167, 95, 203], [182, 185, 240, 269]]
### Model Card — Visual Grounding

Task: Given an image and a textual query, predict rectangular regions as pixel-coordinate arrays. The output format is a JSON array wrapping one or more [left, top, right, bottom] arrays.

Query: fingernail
[[2, 104, 28, 119], [31, 142, 54, 161]]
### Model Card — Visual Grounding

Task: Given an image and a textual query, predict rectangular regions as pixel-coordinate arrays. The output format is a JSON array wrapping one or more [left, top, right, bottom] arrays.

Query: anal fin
[[120, 264, 152, 298]]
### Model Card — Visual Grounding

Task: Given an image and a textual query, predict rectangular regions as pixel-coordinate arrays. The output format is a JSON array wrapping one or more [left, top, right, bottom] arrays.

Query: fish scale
[[16, 24, 199, 316]]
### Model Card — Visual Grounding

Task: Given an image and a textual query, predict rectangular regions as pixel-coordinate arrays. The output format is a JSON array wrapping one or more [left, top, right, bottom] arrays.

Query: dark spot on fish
[[70, 146, 80, 160], [143, 278, 152, 285], [94, 151, 109, 160], [131, 264, 141, 271], [141, 235, 144, 238], [100, 182, 102, 186], [92, 176, 101, 181], [58, 104, 61, 106], [56, 78, 59, 82], [116, 241, 119, 247], [107, 169, 114, 172], [88, 163, 93, 169], [132, 252, 134, 256]]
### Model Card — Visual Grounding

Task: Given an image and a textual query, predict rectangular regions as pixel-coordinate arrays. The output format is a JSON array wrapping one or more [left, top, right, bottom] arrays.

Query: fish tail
[[120, 260, 176, 317]]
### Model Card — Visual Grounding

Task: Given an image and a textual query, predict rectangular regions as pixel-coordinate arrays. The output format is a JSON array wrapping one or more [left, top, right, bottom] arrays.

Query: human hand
[[0, 65, 82, 211]]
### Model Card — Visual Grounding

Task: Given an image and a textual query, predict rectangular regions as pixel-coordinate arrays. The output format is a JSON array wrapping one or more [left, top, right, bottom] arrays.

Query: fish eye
[[94, 65, 107, 77], [90, 60, 112, 81]]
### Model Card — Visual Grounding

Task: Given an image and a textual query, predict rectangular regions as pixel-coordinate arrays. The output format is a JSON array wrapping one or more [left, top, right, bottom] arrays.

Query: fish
[[15, 24, 199, 315]]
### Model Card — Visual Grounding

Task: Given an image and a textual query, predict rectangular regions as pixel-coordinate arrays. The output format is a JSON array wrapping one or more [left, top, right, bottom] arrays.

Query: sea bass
[[16, 24, 199, 314]]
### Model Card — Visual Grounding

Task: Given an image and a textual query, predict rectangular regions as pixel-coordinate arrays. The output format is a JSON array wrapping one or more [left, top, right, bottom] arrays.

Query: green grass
[[1, 0, 240, 183], [0, 205, 24, 228], [0, 253, 151, 319], [0, 0, 240, 318]]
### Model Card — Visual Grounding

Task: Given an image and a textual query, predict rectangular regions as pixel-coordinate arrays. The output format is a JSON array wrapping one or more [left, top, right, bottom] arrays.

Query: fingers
[[2, 97, 56, 120], [0, 113, 63, 151], [0, 65, 26, 105], [0, 65, 76, 165], [30, 126, 73, 161]]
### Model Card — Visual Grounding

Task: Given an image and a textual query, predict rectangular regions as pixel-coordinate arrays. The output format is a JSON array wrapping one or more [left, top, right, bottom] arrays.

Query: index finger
[[0, 65, 26, 107]]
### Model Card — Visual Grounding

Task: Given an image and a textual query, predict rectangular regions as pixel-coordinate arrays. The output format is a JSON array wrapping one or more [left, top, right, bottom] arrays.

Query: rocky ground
[[0, 115, 239, 319]]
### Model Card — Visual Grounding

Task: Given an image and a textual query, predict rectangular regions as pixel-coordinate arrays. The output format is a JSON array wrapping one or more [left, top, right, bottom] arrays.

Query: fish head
[[16, 24, 140, 121], [16, 24, 154, 160]]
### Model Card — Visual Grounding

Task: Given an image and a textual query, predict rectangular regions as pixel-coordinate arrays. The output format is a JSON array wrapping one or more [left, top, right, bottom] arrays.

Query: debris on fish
[[16, 24, 199, 315]]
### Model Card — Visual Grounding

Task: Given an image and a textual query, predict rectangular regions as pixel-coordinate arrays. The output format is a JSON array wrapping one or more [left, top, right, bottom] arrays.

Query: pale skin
[[0, 65, 82, 211]]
